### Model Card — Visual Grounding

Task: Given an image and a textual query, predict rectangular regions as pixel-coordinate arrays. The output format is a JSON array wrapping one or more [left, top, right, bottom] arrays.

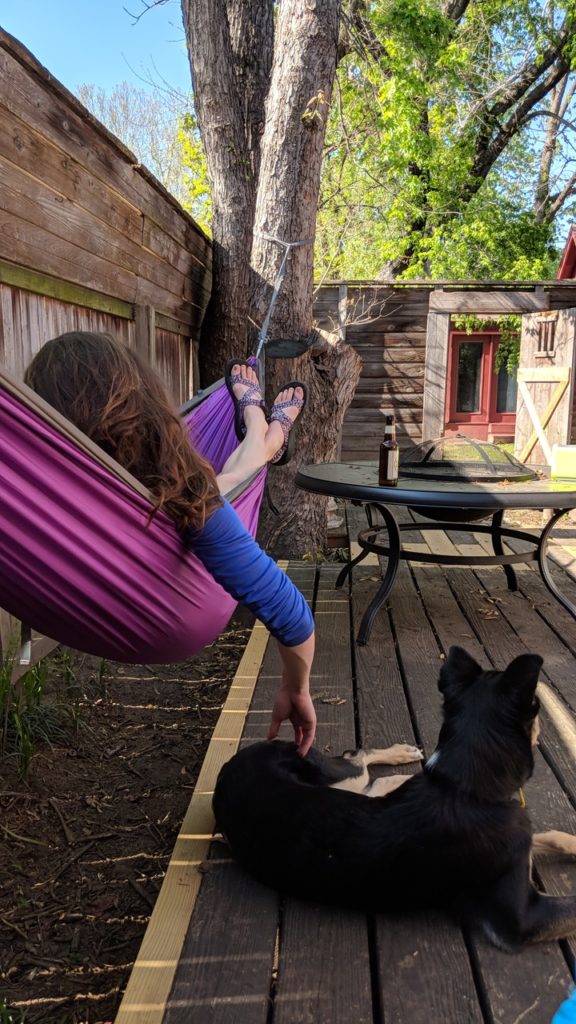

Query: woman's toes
[[231, 363, 258, 399]]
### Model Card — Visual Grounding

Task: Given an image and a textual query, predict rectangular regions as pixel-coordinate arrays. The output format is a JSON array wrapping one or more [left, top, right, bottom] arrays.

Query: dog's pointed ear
[[498, 653, 543, 701], [438, 646, 482, 695]]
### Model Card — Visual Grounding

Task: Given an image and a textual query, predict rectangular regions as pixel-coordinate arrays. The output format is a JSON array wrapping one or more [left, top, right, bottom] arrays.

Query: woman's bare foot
[[217, 363, 269, 494], [229, 363, 267, 436], [217, 372, 306, 494], [266, 385, 306, 464]]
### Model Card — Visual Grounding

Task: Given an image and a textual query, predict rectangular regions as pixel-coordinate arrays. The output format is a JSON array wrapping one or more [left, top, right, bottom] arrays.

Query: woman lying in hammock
[[24, 332, 316, 756]]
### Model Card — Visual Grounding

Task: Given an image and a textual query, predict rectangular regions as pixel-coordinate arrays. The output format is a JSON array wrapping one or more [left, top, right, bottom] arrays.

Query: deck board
[[273, 565, 375, 1024], [117, 507, 576, 1024]]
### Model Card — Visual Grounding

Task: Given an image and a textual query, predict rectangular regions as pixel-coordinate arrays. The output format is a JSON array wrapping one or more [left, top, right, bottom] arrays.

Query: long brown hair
[[24, 331, 221, 531]]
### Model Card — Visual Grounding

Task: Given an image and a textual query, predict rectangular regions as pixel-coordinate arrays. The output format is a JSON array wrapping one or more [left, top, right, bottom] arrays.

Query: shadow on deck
[[116, 506, 576, 1024]]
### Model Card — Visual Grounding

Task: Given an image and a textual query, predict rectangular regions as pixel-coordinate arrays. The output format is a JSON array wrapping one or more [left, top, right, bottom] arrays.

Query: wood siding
[[515, 309, 576, 466], [314, 284, 431, 460]]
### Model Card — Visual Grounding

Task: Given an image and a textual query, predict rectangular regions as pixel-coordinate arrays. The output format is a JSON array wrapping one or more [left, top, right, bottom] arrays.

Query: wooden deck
[[116, 506, 576, 1024]]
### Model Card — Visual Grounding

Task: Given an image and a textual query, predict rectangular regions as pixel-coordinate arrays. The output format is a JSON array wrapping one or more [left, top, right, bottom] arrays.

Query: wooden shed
[[314, 282, 431, 459]]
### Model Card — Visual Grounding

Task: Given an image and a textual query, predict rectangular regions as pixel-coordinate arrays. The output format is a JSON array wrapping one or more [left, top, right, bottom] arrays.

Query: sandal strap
[[230, 374, 266, 412], [269, 393, 305, 463], [270, 405, 294, 444], [271, 395, 305, 413]]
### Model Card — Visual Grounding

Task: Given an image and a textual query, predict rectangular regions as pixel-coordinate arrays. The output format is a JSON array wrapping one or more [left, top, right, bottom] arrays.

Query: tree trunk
[[248, 0, 361, 557], [258, 336, 362, 558], [226, 0, 274, 182], [182, 0, 363, 556], [182, 0, 269, 381], [251, 1, 340, 334]]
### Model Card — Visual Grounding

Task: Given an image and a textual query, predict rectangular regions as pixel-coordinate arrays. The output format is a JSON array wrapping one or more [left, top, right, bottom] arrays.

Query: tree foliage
[[77, 81, 195, 208], [81, 2, 576, 285], [316, 0, 576, 282]]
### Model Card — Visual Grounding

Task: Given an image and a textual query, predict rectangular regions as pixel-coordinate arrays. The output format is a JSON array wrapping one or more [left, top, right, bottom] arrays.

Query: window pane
[[496, 365, 517, 413], [456, 343, 482, 412]]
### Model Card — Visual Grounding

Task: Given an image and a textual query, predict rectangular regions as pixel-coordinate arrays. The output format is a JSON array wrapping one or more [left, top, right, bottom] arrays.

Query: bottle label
[[379, 446, 399, 485]]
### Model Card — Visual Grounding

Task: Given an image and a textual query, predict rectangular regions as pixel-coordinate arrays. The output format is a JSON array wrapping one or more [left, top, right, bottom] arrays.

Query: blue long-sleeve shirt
[[186, 499, 314, 647]]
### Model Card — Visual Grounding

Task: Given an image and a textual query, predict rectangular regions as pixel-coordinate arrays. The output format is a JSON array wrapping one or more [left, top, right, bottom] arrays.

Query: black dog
[[213, 646, 576, 949]]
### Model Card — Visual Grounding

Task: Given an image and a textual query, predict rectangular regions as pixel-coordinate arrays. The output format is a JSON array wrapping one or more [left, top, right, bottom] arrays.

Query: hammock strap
[[254, 232, 315, 361]]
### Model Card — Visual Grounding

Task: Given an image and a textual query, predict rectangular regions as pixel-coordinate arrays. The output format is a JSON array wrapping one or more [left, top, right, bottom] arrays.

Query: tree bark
[[226, 0, 274, 181], [248, 0, 361, 557], [182, 0, 363, 556], [251, 1, 341, 334], [182, 0, 264, 381]]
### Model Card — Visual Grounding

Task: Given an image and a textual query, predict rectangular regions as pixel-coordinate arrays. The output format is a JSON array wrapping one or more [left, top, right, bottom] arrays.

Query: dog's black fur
[[213, 646, 576, 949]]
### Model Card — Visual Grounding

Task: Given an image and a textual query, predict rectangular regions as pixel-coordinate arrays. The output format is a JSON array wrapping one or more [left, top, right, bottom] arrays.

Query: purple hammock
[[0, 367, 267, 663]]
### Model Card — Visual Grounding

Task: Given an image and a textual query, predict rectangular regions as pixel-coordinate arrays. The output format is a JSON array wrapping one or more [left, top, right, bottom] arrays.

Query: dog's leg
[[330, 746, 421, 795], [482, 859, 576, 948], [365, 775, 412, 798], [522, 892, 576, 943], [533, 831, 576, 857], [344, 745, 423, 767]]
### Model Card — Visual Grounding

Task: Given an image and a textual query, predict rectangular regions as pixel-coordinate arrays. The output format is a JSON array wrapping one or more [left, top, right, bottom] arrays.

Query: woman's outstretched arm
[[187, 499, 316, 754]]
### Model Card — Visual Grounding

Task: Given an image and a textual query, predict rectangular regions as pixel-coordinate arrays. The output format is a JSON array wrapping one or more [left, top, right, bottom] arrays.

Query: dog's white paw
[[381, 743, 423, 765]]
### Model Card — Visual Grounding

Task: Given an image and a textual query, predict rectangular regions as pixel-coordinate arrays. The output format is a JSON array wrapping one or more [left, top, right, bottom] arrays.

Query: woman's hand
[[268, 684, 316, 757], [268, 633, 316, 756]]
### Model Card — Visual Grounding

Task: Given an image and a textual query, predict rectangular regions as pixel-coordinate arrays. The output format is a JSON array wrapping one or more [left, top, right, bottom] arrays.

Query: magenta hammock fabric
[[0, 380, 266, 663]]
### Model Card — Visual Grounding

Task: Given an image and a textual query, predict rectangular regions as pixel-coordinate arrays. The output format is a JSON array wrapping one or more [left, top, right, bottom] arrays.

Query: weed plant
[[0, 999, 22, 1022], [0, 637, 82, 775]]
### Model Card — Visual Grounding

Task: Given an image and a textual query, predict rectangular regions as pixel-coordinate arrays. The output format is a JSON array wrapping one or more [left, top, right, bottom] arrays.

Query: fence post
[[134, 305, 156, 368]]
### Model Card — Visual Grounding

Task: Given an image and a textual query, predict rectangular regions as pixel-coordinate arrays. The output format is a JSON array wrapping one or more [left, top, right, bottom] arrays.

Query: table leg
[[491, 510, 518, 592], [357, 504, 401, 645], [538, 509, 576, 618], [335, 502, 388, 589], [336, 544, 372, 589]]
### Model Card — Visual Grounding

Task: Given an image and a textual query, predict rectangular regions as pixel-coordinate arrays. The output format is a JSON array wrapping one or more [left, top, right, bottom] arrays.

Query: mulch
[[0, 613, 252, 1024]]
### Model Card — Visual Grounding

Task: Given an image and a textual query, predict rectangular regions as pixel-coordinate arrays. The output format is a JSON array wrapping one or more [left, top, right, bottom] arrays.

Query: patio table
[[295, 460, 576, 643]]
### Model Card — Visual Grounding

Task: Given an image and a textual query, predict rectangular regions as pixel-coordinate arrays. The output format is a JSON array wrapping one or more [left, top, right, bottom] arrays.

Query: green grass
[[0, 643, 83, 776], [0, 1001, 24, 1023]]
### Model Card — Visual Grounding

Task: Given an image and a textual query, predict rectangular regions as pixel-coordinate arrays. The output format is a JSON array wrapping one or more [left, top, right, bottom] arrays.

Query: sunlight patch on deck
[[538, 682, 576, 755], [115, 619, 271, 1024]]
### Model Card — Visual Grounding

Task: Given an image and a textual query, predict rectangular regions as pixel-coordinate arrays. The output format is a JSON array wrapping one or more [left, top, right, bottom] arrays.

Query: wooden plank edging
[[114, 615, 273, 1024]]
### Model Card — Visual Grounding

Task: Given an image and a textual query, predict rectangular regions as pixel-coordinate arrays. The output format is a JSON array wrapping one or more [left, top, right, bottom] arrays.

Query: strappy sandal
[[269, 381, 308, 466], [225, 359, 267, 441]]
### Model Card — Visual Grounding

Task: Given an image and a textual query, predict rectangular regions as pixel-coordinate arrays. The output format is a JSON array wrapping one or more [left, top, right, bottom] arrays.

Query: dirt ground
[[0, 614, 252, 1024]]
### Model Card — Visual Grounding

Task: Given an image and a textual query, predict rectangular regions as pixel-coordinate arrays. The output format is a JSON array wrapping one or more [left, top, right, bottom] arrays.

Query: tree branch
[[534, 76, 569, 221], [338, 0, 390, 64], [442, 0, 473, 23], [471, 55, 570, 184], [547, 169, 576, 222], [460, 25, 568, 138]]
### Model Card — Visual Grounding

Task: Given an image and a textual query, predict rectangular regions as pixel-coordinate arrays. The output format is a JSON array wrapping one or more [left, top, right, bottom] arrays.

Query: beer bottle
[[378, 414, 399, 486]]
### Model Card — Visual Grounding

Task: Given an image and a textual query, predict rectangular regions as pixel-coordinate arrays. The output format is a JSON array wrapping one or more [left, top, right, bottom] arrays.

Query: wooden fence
[[0, 29, 211, 401]]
